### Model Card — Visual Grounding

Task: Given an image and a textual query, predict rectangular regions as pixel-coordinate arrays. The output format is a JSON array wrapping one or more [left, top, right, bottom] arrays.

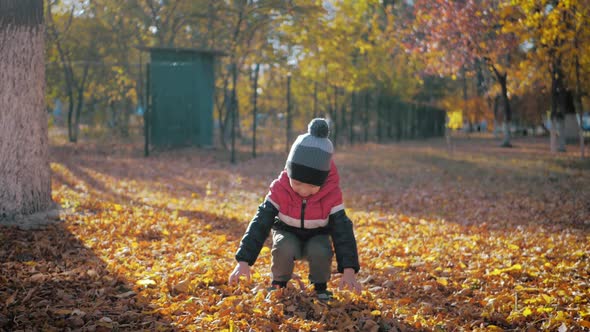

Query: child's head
[[286, 118, 333, 196]]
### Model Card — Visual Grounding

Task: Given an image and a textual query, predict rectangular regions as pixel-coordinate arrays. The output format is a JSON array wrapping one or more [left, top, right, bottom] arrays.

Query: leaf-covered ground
[[1, 136, 589, 331]]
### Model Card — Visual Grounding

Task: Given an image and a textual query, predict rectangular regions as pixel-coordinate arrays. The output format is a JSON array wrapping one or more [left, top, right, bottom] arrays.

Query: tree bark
[[550, 60, 567, 152], [350, 92, 356, 145], [0, 0, 52, 218], [286, 74, 292, 153], [487, 61, 512, 148], [218, 72, 229, 149], [363, 92, 369, 142], [574, 74, 585, 159], [230, 62, 237, 164], [331, 85, 339, 147], [251, 63, 259, 158], [46, 2, 80, 143], [313, 82, 318, 119], [498, 72, 512, 148], [376, 91, 383, 143], [492, 95, 500, 138], [572, 5, 585, 159]]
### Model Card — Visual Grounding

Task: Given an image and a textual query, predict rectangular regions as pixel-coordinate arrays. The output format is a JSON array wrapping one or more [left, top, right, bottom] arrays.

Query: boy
[[228, 118, 361, 299]]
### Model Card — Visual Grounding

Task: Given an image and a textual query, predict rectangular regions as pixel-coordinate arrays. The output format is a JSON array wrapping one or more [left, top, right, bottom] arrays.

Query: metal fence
[[47, 63, 447, 153]]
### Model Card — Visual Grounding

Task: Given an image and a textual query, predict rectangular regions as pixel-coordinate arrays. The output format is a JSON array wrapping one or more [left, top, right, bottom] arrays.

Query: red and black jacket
[[235, 162, 360, 273]]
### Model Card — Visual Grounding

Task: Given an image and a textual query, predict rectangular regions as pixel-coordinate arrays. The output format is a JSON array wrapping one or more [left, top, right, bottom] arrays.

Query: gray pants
[[271, 229, 333, 284]]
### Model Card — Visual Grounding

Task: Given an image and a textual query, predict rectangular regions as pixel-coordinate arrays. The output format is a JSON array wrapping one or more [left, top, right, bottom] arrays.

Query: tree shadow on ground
[[0, 223, 175, 331]]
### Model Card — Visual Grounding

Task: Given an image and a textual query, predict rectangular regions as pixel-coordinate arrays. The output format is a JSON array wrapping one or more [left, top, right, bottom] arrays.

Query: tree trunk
[[340, 99, 347, 145], [47, 2, 78, 143], [230, 62, 237, 164], [496, 71, 512, 147], [0, 0, 52, 218], [350, 92, 355, 145], [67, 92, 76, 142], [331, 86, 339, 147], [573, 8, 585, 159], [286, 74, 292, 153], [462, 66, 469, 139], [386, 97, 393, 140], [121, 98, 131, 138], [550, 61, 567, 152], [73, 63, 89, 139], [492, 95, 501, 138], [313, 82, 318, 119], [364, 91, 370, 143], [574, 58, 585, 159], [251, 63, 259, 158], [486, 58, 512, 146], [220, 75, 230, 149], [377, 92, 383, 143]]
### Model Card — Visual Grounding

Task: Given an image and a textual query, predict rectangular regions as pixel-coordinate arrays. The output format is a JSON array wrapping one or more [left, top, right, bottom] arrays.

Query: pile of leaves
[[1, 137, 589, 331]]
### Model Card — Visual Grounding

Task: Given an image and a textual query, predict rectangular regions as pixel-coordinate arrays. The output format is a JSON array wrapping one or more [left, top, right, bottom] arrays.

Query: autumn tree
[[211, 1, 322, 156], [41, 0, 448, 152], [46, 0, 115, 142], [0, 0, 52, 218], [412, 0, 521, 147], [278, 1, 422, 145], [508, 0, 590, 153]]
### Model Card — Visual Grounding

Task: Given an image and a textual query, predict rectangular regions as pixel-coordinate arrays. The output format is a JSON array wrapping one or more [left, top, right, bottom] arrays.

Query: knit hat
[[286, 118, 334, 186]]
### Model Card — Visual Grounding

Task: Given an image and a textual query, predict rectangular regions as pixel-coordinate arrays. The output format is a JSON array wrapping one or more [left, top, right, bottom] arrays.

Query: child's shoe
[[315, 289, 333, 301], [265, 281, 286, 300]]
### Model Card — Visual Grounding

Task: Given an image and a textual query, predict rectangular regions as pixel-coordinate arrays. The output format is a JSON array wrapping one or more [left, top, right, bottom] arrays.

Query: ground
[[1, 136, 589, 331]]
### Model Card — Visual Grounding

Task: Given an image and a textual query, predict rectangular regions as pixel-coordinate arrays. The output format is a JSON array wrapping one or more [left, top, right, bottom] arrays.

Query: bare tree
[[46, 0, 91, 143], [0, 0, 52, 218]]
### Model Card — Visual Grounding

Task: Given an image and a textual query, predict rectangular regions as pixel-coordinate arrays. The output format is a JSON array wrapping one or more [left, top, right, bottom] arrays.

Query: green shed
[[140, 47, 225, 150]]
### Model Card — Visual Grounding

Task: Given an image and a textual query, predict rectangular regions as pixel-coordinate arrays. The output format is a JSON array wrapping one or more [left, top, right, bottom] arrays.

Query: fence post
[[364, 91, 370, 142], [252, 63, 259, 158], [144, 62, 150, 157], [231, 63, 237, 164], [286, 72, 292, 153], [313, 81, 318, 119], [350, 91, 356, 145]]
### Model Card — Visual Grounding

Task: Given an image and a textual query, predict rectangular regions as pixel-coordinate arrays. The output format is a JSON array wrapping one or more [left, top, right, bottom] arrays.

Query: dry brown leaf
[[3, 138, 588, 331]]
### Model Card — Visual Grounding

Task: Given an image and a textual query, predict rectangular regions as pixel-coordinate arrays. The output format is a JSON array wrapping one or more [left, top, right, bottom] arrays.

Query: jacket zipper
[[300, 199, 307, 229]]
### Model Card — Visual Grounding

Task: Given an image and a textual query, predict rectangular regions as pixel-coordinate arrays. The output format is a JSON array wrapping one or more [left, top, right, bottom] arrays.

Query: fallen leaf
[[5, 292, 17, 307], [136, 279, 156, 287], [173, 279, 190, 293], [29, 273, 46, 283], [114, 291, 136, 298]]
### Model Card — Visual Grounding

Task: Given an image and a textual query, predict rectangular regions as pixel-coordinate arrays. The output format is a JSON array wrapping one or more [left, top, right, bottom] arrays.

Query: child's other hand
[[339, 268, 362, 294], [228, 261, 251, 285]]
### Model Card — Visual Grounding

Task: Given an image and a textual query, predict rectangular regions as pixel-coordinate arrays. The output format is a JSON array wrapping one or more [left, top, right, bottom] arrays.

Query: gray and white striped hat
[[286, 118, 333, 186]]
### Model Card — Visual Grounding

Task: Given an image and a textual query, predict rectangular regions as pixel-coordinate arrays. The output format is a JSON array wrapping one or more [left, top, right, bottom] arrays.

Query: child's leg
[[271, 229, 302, 285], [303, 234, 333, 288]]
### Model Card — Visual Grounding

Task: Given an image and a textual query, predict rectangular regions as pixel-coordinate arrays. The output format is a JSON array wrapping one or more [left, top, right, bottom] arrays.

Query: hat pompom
[[308, 118, 329, 138]]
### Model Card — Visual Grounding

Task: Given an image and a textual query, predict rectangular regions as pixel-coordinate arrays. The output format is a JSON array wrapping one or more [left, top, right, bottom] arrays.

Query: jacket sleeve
[[328, 209, 360, 273], [235, 199, 278, 266]]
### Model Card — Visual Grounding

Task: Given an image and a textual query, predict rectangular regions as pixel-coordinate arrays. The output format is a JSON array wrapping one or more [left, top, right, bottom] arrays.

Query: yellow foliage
[[447, 111, 463, 129], [17, 140, 588, 331]]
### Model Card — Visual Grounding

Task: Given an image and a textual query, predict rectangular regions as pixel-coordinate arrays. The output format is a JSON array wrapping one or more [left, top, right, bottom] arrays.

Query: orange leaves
[[4, 139, 586, 330]]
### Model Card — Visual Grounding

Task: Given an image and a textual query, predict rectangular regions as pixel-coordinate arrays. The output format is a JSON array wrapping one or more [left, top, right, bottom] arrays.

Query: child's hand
[[339, 268, 362, 294], [228, 261, 251, 285]]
